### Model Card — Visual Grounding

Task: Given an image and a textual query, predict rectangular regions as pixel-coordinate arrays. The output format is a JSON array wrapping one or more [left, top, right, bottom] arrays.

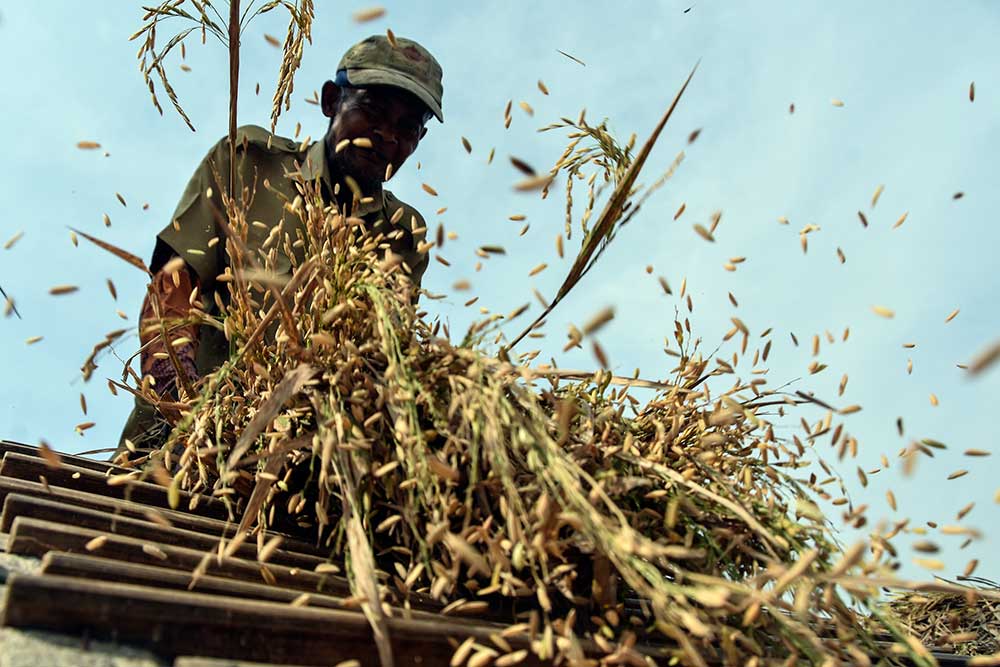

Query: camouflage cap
[[338, 35, 444, 122]]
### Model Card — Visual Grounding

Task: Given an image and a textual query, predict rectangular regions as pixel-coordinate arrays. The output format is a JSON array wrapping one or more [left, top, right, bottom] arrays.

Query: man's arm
[[139, 259, 201, 408], [139, 135, 232, 409]]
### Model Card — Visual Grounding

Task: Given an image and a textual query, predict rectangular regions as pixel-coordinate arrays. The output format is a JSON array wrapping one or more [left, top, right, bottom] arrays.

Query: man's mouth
[[357, 146, 390, 166]]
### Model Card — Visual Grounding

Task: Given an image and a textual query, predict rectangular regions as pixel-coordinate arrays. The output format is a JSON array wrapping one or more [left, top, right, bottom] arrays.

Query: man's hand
[[148, 349, 200, 424]]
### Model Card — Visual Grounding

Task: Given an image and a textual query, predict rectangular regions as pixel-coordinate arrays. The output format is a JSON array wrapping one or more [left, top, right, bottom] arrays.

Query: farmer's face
[[323, 81, 429, 191]]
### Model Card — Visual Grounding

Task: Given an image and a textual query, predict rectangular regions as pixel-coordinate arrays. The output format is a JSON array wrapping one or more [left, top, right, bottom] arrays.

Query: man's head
[[322, 35, 443, 193]]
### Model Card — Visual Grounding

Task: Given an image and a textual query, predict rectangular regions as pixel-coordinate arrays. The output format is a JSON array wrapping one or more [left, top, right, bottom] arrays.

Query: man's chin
[[341, 159, 385, 194]]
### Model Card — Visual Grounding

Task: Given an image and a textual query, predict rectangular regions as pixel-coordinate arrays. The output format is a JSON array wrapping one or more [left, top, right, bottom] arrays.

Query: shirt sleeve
[[153, 139, 231, 285]]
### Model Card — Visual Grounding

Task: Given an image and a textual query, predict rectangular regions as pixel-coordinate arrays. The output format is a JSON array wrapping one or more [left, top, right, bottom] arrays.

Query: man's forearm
[[139, 261, 202, 397]]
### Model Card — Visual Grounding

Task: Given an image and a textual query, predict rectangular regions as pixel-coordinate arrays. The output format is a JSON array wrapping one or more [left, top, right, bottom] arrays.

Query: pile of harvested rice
[[888, 579, 1000, 657], [98, 95, 947, 666]]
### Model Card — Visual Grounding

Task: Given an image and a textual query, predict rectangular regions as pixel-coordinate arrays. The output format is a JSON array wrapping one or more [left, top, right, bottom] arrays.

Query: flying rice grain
[[913, 558, 944, 571], [450, 637, 476, 666], [258, 535, 284, 563], [969, 81, 975, 102], [352, 6, 386, 22], [871, 184, 884, 208], [592, 341, 609, 368], [50, 285, 79, 296], [968, 339, 1000, 375], [509, 156, 536, 176], [519, 224, 529, 236], [929, 394, 938, 406], [529, 263, 547, 277], [85, 535, 108, 552], [693, 224, 714, 242], [514, 174, 553, 191], [352, 137, 373, 149], [893, 212, 908, 229], [462, 136, 472, 153], [142, 544, 168, 560], [3, 231, 23, 250], [582, 307, 614, 335], [519, 101, 534, 116], [25, 336, 43, 345], [831, 98, 845, 107], [872, 305, 894, 319], [947, 470, 968, 480], [964, 449, 990, 457], [944, 308, 959, 323], [673, 203, 686, 220], [77, 141, 101, 150], [555, 234, 563, 258], [468, 650, 498, 667], [886, 490, 897, 511], [496, 650, 529, 666]]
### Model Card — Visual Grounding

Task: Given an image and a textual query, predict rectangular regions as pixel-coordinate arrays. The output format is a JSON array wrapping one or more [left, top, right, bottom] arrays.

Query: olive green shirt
[[150, 124, 430, 375]]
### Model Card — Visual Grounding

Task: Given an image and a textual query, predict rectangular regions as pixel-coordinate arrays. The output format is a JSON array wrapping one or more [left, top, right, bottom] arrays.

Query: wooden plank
[[175, 660, 311, 667], [0, 452, 228, 520], [7, 517, 344, 596], [0, 440, 131, 475], [0, 573, 553, 667], [0, 476, 324, 557], [40, 553, 502, 629], [1, 494, 324, 570], [40, 552, 346, 609]]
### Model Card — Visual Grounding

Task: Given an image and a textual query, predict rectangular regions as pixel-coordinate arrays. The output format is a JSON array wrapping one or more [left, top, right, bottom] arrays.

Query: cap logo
[[401, 45, 425, 62]]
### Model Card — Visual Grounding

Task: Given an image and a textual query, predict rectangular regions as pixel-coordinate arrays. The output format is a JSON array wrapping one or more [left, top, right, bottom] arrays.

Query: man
[[116, 34, 443, 459]]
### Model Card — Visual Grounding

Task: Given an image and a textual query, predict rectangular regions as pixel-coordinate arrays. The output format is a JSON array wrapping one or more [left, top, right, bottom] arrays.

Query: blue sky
[[1, 1, 997, 582]]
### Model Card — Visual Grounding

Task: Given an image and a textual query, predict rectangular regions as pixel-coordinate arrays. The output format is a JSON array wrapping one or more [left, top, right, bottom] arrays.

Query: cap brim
[[345, 68, 444, 122]]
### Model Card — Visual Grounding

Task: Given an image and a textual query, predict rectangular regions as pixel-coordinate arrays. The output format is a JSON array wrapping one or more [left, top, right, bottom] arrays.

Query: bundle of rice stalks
[[142, 198, 887, 665], [888, 579, 1000, 657], [91, 70, 941, 667]]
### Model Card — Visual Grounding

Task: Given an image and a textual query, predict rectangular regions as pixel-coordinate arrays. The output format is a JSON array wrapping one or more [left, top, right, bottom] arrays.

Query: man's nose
[[373, 127, 398, 146]]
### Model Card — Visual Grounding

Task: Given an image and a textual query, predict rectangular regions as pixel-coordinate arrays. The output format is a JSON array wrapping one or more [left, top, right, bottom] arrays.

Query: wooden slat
[[7, 517, 343, 595], [0, 440, 131, 475], [0, 452, 228, 520], [40, 552, 347, 609], [0, 476, 324, 557], [175, 659, 312, 667], [1, 494, 324, 570], [40, 553, 502, 629], [0, 573, 553, 667]]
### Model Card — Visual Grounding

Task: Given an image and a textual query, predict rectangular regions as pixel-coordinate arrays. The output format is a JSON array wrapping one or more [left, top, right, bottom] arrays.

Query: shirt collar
[[301, 139, 385, 218]]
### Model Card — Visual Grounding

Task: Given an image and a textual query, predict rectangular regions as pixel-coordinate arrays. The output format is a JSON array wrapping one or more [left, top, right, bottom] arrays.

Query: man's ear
[[321, 81, 341, 119]]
